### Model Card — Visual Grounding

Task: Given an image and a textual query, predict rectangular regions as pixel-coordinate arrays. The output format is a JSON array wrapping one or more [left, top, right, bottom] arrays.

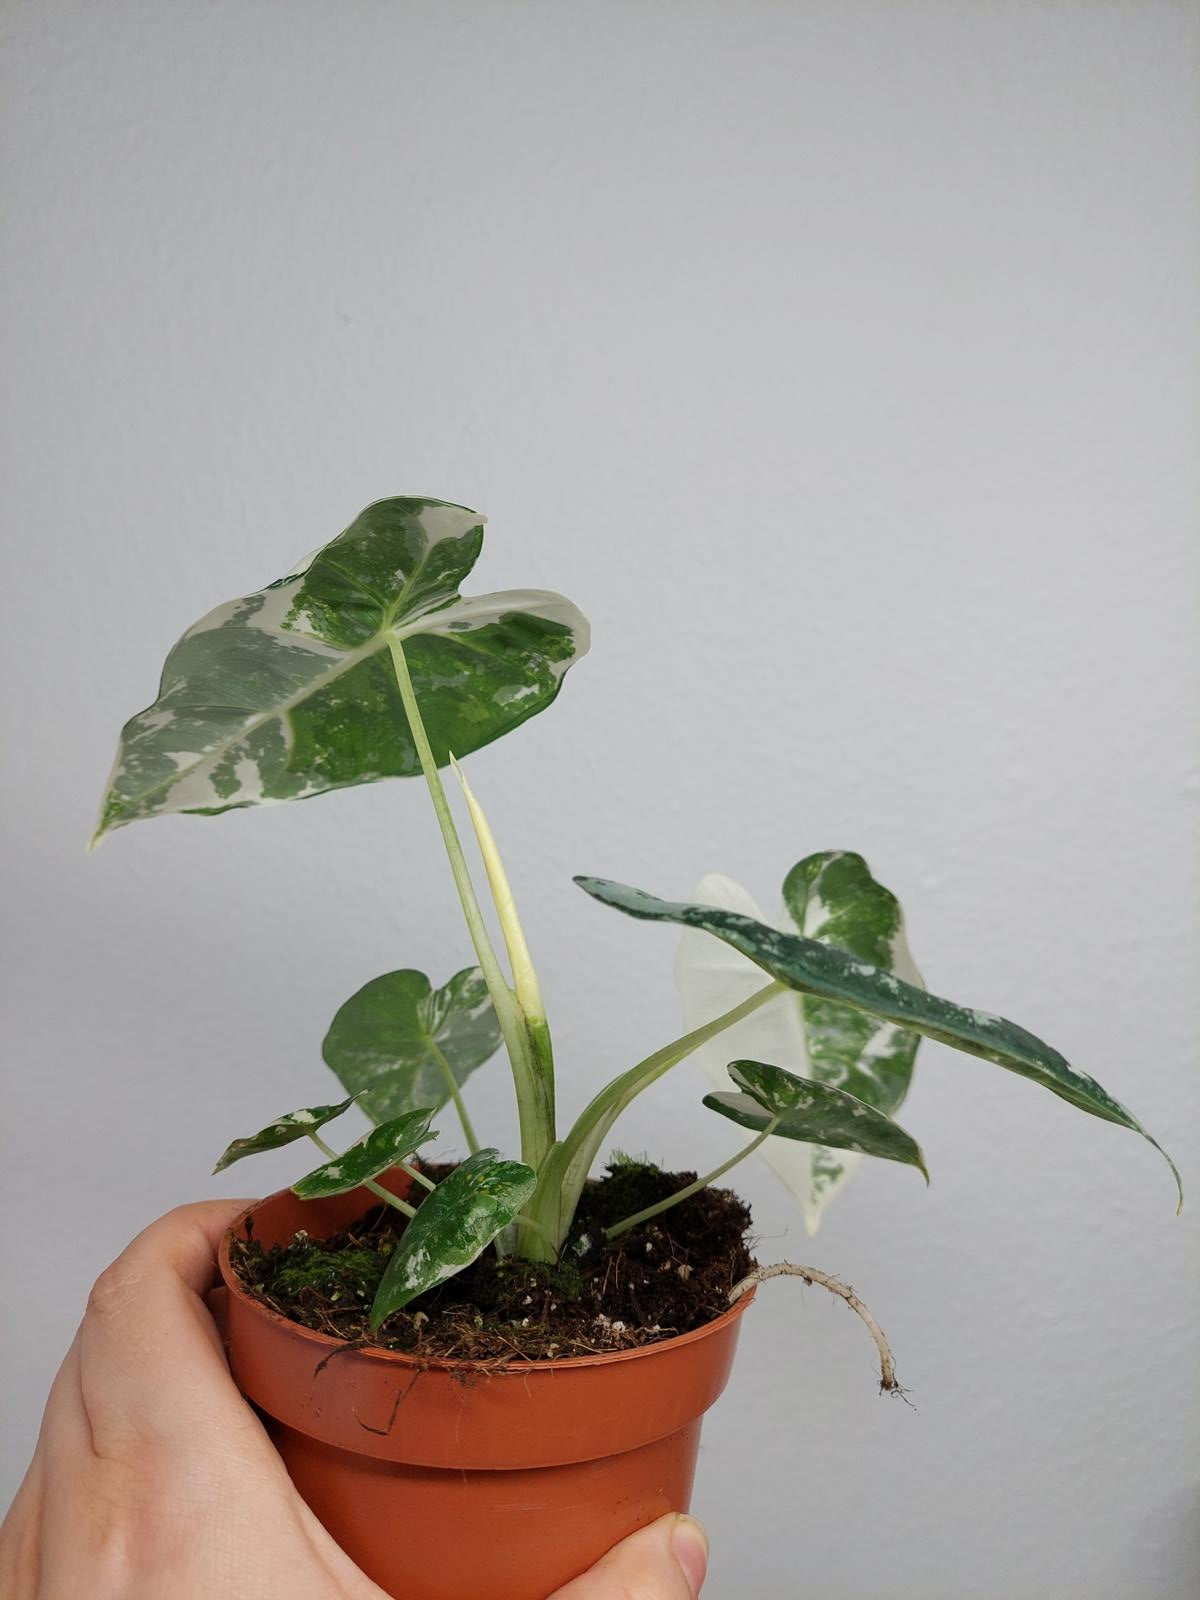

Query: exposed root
[[730, 1262, 904, 1396]]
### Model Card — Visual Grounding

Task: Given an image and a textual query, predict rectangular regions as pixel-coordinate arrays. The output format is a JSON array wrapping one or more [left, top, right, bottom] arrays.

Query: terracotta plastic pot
[[219, 1174, 753, 1600]]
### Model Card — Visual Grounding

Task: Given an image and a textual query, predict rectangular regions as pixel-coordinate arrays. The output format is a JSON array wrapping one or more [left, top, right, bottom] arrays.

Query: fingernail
[[671, 1514, 709, 1597]]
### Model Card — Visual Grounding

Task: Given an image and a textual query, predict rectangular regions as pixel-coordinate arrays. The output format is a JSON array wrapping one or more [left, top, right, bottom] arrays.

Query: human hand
[[0, 1202, 709, 1600]]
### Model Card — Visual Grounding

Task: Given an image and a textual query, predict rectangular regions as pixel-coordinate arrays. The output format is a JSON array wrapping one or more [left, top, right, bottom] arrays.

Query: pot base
[[274, 1416, 702, 1600]]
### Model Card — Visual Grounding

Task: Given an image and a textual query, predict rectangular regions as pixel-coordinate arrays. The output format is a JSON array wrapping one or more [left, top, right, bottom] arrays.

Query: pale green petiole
[[306, 1131, 418, 1218], [603, 1122, 779, 1241], [526, 980, 786, 1252], [428, 1037, 482, 1155], [386, 634, 554, 1173]]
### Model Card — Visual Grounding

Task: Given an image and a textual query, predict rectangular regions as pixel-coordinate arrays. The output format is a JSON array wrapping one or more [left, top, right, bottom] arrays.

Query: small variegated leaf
[[579, 874, 1181, 1209], [369, 1149, 537, 1325], [322, 967, 501, 1125], [676, 855, 923, 1231], [95, 497, 589, 840], [704, 1060, 928, 1181], [291, 1108, 437, 1199], [212, 1097, 358, 1173]]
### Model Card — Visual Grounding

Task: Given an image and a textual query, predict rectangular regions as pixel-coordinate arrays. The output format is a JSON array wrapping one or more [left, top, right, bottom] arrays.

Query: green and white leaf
[[675, 854, 923, 1232], [322, 967, 500, 1127], [95, 497, 589, 840], [291, 1108, 438, 1199], [212, 1096, 359, 1173], [369, 1149, 537, 1326], [579, 873, 1182, 1210], [705, 1060, 928, 1181]]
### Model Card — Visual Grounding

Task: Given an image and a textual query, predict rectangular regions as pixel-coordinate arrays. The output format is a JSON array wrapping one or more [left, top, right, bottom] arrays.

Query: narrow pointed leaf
[[213, 1097, 358, 1173], [579, 875, 1181, 1208], [292, 1108, 437, 1199], [369, 1149, 537, 1325], [676, 857, 923, 1231], [705, 1060, 928, 1180], [95, 497, 589, 839], [323, 967, 501, 1125]]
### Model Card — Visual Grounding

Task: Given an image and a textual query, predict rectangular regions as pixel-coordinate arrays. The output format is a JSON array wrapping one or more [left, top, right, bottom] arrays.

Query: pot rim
[[219, 1192, 757, 1376]]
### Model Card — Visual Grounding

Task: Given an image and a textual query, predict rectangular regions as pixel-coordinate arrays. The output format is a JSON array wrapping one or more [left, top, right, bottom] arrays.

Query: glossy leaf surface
[[578, 874, 1181, 1208], [369, 1149, 537, 1325], [95, 498, 589, 839], [705, 1060, 928, 1180], [212, 1097, 357, 1173], [291, 1108, 437, 1199], [322, 967, 501, 1125], [675, 854, 922, 1230]]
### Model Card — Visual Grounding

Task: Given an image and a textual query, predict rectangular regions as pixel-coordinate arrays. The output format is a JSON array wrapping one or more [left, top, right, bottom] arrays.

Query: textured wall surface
[[2, 4, 1197, 1596]]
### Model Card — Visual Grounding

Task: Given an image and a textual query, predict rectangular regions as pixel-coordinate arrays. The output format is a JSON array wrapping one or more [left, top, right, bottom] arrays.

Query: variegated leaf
[[95, 497, 589, 840], [579, 872, 1181, 1211], [291, 1108, 437, 1199], [322, 967, 500, 1126], [705, 1060, 928, 1180], [212, 1096, 358, 1173], [369, 1149, 537, 1325], [675, 854, 922, 1232]]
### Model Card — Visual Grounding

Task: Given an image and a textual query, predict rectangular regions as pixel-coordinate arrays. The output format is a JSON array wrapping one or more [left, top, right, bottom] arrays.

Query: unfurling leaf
[[95, 497, 589, 840], [675, 854, 922, 1231], [578, 873, 1181, 1210], [291, 1108, 438, 1199], [212, 1097, 358, 1173], [369, 1149, 537, 1326], [323, 967, 501, 1125], [705, 1060, 928, 1181]]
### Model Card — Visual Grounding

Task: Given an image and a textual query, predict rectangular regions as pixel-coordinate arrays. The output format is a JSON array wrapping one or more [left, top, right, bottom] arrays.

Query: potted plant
[[95, 496, 1180, 1600]]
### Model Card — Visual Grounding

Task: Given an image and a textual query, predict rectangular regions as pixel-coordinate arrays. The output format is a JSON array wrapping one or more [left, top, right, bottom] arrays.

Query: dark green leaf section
[[705, 1060, 928, 1180], [369, 1149, 537, 1325], [782, 849, 922, 1118], [576, 876, 1182, 1208], [212, 1097, 358, 1173], [323, 967, 501, 1125], [94, 497, 589, 838], [291, 1108, 438, 1199]]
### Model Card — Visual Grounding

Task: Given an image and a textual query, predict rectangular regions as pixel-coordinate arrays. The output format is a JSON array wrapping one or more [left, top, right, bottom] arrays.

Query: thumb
[[550, 1513, 709, 1600]]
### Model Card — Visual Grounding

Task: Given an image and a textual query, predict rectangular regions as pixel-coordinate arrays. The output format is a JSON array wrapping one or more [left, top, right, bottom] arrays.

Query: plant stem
[[386, 634, 553, 1172], [428, 1039, 482, 1155], [306, 1131, 418, 1218], [526, 981, 785, 1252], [603, 1124, 777, 1241]]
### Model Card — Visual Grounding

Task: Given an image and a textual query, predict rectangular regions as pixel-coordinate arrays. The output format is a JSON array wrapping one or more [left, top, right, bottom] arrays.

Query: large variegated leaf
[[212, 1096, 358, 1173], [95, 497, 589, 840], [705, 1060, 928, 1180], [675, 854, 923, 1232], [578, 873, 1182, 1209], [292, 1108, 437, 1199], [369, 1149, 537, 1326], [322, 967, 500, 1126]]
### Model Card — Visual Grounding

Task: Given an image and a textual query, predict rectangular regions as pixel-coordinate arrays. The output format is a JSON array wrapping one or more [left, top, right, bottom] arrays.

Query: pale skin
[[0, 1202, 709, 1600]]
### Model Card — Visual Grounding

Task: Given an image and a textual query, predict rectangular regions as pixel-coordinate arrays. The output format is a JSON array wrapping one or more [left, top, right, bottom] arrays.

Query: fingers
[[549, 1513, 709, 1600], [77, 1200, 257, 1454]]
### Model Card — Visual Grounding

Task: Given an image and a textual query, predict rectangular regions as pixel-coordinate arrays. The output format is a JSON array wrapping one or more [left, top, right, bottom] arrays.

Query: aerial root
[[730, 1262, 904, 1396]]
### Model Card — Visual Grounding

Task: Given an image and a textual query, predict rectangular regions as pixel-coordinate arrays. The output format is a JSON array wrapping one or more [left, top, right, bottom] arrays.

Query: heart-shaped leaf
[[292, 1108, 438, 1199], [675, 855, 923, 1231], [322, 967, 501, 1127], [95, 497, 589, 840], [212, 1097, 358, 1173], [369, 1149, 537, 1326], [577, 874, 1181, 1208], [705, 1060, 928, 1180]]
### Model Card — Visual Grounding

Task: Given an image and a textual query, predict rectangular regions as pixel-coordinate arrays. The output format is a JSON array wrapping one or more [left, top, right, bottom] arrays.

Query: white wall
[[3, 4, 1197, 1596]]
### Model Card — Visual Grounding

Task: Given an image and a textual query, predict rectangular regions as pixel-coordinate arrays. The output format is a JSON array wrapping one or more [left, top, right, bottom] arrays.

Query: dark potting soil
[[231, 1160, 755, 1361]]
